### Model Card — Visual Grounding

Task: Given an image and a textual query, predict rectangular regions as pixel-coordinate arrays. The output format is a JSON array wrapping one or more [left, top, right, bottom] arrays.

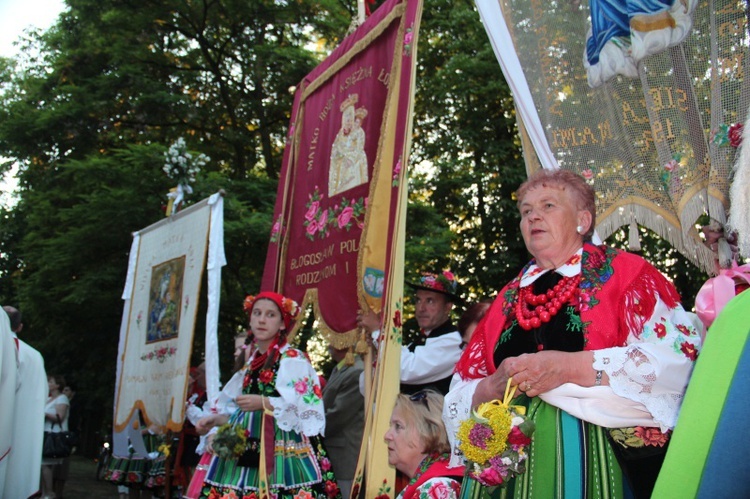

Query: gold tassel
[[344, 347, 355, 366], [355, 328, 369, 355]]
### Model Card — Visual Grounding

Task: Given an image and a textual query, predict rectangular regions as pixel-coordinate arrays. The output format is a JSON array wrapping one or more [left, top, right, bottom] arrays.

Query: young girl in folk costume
[[194, 291, 341, 499]]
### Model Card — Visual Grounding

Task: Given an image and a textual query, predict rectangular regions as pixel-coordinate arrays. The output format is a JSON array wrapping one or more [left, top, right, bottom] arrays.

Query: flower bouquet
[[457, 379, 535, 488], [212, 423, 247, 460], [211, 422, 261, 468]]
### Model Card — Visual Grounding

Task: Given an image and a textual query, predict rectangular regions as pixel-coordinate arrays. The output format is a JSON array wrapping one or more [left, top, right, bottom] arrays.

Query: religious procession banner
[[261, 0, 424, 496], [114, 193, 225, 432], [262, 0, 422, 344], [476, 0, 749, 273]]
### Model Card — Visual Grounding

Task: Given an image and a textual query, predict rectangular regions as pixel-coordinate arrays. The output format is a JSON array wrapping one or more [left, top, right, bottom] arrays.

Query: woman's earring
[[576, 225, 584, 234]]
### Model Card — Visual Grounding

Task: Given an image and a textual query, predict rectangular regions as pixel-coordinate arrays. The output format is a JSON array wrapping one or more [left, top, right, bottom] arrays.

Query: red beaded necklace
[[515, 274, 580, 330]]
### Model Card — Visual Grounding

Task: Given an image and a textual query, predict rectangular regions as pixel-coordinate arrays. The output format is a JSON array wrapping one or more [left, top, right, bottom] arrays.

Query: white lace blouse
[[214, 343, 326, 437]]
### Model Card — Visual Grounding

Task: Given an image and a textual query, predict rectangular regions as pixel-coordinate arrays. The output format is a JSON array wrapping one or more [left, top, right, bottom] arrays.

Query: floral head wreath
[[407, 270, 461, 303], [243, 291, 302, 331]]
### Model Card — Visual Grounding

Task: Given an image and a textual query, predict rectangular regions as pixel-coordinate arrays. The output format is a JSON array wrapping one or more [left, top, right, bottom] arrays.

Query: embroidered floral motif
[[374, 478, 392, 499], [289, 376, 322, 405], [140, 346, 177, 363], [565, 306, 584, 333], [270, 215, 283, 243], [390, 299, 404, 344], [393, 156, 402, 187], [419, 478, 460, 498], [609, 426, 671, 448], [654, 321, 667, 338], [303, 187, 366, 240], [259, 369, 274, 383], [680, 341, 698, 360], [403, 27, 414, 57]]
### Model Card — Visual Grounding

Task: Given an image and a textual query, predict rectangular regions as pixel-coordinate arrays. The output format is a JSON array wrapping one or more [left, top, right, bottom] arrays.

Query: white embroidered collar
[[520, 248, 583, 287]]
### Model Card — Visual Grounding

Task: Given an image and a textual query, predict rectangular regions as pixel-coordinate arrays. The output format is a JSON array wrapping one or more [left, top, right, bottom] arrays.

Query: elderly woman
[[386, 390, 465, 498], [444, 169, 702, 498]]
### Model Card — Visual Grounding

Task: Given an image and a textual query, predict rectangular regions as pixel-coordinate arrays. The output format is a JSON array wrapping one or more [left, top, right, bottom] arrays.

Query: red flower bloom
[[729, 122, 744, 148], [313, 384, 322, 398], [635, 427, 670, 447], [259, 369, 274, 384], [676, 324, 692, 336], [654, 323, 667, 338], [507, 426, 532, 447], [324, 480, 340, 498], [587, 249, 605, 268], [286, 349, 299, 358], [393, 310, 402, 328], [243, 493, 259, 499], [681, 341, 698, 361], [208, 488, 222, 499], [319, 457, 332, 472]]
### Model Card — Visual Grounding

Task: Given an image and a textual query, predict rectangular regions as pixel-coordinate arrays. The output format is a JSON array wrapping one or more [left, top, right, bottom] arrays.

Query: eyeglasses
[[409, 390, 429, 410]]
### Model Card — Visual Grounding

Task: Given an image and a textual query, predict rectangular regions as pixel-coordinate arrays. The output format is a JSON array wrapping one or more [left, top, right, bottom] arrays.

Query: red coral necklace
[[515, 274, 580, 331]]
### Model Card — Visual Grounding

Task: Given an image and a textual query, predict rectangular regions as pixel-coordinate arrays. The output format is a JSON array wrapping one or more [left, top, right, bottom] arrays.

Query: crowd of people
[[3, 169, 745, 499]]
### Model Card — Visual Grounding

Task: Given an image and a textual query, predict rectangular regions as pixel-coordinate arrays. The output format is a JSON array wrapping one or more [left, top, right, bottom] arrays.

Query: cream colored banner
[[114, 201, 211, 432]]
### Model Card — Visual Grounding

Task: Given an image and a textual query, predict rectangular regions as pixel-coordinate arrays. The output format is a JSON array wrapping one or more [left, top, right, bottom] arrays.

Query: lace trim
[[594, 346, 682, 429], [275, 403, 325, 436]]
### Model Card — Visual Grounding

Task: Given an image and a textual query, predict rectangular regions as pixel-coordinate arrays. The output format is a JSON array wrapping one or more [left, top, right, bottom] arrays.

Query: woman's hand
[[472, 363, 514, 406], [235, 394, 267, 413], [503, 350, 596, 398], [205, 433, 216, 455], [196, 414, 227, 435]]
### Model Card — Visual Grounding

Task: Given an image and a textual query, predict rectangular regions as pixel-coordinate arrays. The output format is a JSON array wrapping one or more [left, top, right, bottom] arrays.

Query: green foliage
[[0, 0, 715, 456], [409, 0, 529, 301]]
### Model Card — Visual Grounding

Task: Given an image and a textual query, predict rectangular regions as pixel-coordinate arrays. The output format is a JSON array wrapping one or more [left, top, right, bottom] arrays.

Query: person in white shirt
[[358, 270, 464, 395]]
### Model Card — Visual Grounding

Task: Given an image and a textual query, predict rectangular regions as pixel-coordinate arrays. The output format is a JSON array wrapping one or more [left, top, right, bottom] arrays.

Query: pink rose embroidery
[[337, 206, 354, 228], [294, 379, 308, 394], [426, 481, 453, 499], [306, 219, 319, 236], [582, 168, 594, 180], [305, 201, 319, 221]]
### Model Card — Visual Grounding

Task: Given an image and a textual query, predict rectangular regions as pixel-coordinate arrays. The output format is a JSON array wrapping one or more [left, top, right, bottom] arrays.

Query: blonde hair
[[393, 390, 450, 455]]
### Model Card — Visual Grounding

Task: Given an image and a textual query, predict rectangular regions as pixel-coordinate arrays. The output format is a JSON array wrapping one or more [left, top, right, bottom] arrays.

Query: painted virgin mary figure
[[329, 94, 369, 196], [584, 0, 696, 87]]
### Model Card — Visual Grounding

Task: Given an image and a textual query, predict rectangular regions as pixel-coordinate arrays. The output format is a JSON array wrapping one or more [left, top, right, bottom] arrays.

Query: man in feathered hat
[[357, 270, 463, 394]]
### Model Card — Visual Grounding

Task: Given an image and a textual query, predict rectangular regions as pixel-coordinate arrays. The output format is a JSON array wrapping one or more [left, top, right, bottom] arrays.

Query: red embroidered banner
[[263, 0, 422, 347]]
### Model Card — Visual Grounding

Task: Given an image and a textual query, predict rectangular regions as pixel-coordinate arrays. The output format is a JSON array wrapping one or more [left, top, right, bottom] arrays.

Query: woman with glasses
[[385, 390, 465, 499]]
